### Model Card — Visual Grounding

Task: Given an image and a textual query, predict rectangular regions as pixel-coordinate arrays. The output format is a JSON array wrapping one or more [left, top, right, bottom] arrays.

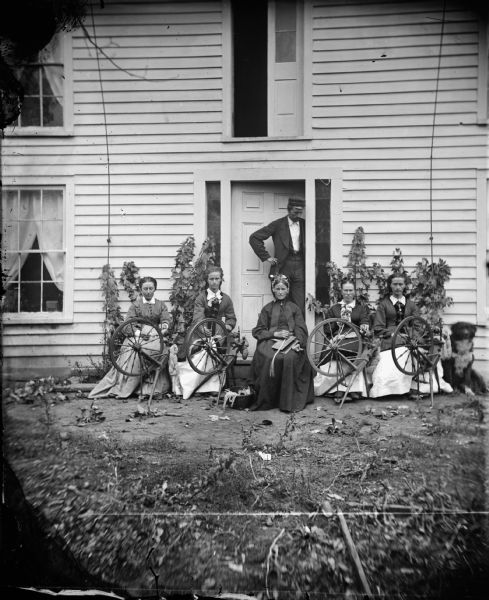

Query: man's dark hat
[[288, 197, 305, 208]]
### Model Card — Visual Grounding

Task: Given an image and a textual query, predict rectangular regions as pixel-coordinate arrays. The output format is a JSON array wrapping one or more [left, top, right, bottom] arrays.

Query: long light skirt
[[89, 328, 169, 399], [370, 347, 412, 398], [314, 361, 368, 397], [178, 349, 222, 400]]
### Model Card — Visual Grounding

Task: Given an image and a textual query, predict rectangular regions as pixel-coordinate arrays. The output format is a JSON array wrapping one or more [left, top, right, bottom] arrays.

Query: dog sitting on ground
[[441, 322, 487, 396]]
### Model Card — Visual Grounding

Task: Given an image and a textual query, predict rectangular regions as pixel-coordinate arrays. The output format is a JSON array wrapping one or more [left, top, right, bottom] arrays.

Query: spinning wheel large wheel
[[185, 317, 233, 376], [109, 317, 165, 377], [307, 318, 363, 386], [391, 316, 438, 376]]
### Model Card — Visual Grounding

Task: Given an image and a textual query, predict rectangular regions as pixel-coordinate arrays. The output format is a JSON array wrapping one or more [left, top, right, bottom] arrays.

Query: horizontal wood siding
[[3, 0, 487, 380]]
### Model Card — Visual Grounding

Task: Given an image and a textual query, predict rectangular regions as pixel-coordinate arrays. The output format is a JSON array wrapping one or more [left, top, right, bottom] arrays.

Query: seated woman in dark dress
[[314, 279, 370, 399], [370, 272, 418, 398], [178, 266, 237, 400], [192, 266, 236, 331], [89, 276, 171, 399], [249, 274, 314, 412]]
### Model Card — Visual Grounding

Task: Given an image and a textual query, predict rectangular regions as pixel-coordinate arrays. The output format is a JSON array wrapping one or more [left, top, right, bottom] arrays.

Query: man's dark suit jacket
[[249, 216, 305, 274]]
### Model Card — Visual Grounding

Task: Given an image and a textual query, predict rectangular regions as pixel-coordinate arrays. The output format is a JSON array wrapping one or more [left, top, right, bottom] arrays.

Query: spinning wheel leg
[[139, 372, 144, 402], [147, 367, 161, 413], [429, 370, 433, 408]]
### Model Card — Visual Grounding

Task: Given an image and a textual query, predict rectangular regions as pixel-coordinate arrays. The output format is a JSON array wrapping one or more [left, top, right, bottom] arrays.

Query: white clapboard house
[[2, 0, 488, 379]]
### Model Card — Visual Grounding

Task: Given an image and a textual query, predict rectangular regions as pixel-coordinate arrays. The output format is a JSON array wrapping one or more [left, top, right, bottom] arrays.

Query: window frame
[[477, 17, 489, 125], [6, 32, 73, 137], [222, 0, 312, 141], [2, 178, 74, 325]]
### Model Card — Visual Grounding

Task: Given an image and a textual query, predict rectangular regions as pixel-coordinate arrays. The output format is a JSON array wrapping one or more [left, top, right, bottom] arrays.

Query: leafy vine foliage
[[410, 258, 453, 324], [309, 226, 453, 327], [169, 236, 216, 335], [99, 261, 141, 369], [99, 264, 123, 369], [119, 261, 140, 302]]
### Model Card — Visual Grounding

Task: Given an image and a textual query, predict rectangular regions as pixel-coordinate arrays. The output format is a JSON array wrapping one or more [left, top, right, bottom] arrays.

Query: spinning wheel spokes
[[391, 316, 436, 376], [109, 317, 166, 377], [185, 318, 232, 376], [307, 318, 363, 378]]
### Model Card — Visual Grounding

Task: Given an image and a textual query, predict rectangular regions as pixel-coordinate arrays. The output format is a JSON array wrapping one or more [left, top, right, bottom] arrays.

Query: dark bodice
[[125, 298, 172, 327]]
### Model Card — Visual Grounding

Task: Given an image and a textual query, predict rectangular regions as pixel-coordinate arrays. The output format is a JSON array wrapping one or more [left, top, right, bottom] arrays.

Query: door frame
[[194, 167, 343, 332]]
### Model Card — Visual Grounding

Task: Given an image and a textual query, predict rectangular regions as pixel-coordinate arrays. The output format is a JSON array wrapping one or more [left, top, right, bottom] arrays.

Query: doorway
[[230, 180, 305, 356]]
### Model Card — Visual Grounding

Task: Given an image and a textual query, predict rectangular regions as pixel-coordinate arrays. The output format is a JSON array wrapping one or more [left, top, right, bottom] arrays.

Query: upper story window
[[8, 33, 73, 135], [227, 0, 305, 138], [2, 185, 73, 323]]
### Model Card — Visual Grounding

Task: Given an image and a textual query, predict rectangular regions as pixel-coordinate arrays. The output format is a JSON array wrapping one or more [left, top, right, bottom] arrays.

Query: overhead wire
[[90, 1, 111, 266]]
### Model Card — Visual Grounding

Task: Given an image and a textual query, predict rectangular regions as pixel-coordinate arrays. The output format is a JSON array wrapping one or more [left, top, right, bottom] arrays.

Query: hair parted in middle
[[205, 265, 224, 279], [386, 271, 410, 293], [271, 273, 290, 289], [140, 276, 157, 289]]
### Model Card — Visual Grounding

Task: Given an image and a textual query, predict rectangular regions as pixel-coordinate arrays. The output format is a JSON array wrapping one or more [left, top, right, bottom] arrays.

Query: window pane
[[20, 190, 40, 218], [20, 283, 41, 312], [3, 285, 19, 313], [42, 191, 63, 219], [42, 252, 64, 280], [20, 251, 42, 282], [43, 96, 63, 126], [276, 31, 296, 63], [3, 190, 19, 220], [232, 0, 268, 137], [43, 283, 63, 312], [276, 0, 296, 30], [21, 97, 41, 127], [206, 181, 221, 264], [42, 65, 63, 97], [315, 179, 331, 305], [18, 66, 40, 95]]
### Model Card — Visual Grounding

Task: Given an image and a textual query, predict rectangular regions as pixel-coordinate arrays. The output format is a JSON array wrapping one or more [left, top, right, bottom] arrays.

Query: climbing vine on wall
[[169, 236, 216, 335], [308, 227, 454, 327]]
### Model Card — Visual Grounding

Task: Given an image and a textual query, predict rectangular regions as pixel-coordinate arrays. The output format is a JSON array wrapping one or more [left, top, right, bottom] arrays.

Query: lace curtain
[[3, 190, 64, 291]]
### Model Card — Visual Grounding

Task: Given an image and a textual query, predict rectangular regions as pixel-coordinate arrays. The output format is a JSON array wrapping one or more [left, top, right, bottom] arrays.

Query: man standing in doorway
[[249, 197, 305, 313]]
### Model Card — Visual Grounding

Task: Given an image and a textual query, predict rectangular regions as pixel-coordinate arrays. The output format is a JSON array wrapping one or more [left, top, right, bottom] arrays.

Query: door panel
[[231, 181, 305, 356]]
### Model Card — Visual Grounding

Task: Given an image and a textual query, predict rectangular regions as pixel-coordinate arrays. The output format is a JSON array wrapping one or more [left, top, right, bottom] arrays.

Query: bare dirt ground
[[3, 385, 489, 599]]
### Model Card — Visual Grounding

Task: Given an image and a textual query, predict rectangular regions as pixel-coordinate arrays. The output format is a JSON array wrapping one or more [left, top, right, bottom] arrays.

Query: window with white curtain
[[10, 33, 73, 134], [2, 188, 65, 314]]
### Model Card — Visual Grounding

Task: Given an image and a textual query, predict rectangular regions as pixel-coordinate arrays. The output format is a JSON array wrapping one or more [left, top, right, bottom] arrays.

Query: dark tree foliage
[[0, 0, 87, 128]]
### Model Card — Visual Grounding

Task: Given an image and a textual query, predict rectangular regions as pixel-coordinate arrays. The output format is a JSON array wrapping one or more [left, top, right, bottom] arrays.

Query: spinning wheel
[[110, 317, 165, 376], [185, 317, 235, 376], [109, 317, 168, 407], [307, 318, 362, 376], [184, 318, 249, 401], [391, 316, 441, 404], [307, 318, 374, 406], [391, 316, 437, 376]]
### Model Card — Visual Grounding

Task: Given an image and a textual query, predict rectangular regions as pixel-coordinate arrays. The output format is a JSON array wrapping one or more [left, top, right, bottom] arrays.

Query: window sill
[[221, 135, 312, 143], [3, 314, 73, 325], [4, 127, 74, 138]]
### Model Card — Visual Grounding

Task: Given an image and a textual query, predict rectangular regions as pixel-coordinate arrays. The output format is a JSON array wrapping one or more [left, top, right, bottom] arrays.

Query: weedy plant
[[169, 236, 216, 353]]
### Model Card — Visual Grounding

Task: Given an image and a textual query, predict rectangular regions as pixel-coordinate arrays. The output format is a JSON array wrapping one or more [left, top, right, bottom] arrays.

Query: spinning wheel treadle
[[391, 316, 438, 377], [185, 317, 233, 376], [109, 317, 166, 377]]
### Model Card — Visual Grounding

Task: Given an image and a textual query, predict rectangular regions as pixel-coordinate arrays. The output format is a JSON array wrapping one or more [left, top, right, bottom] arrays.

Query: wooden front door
[[230, 181, 305, 356]]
